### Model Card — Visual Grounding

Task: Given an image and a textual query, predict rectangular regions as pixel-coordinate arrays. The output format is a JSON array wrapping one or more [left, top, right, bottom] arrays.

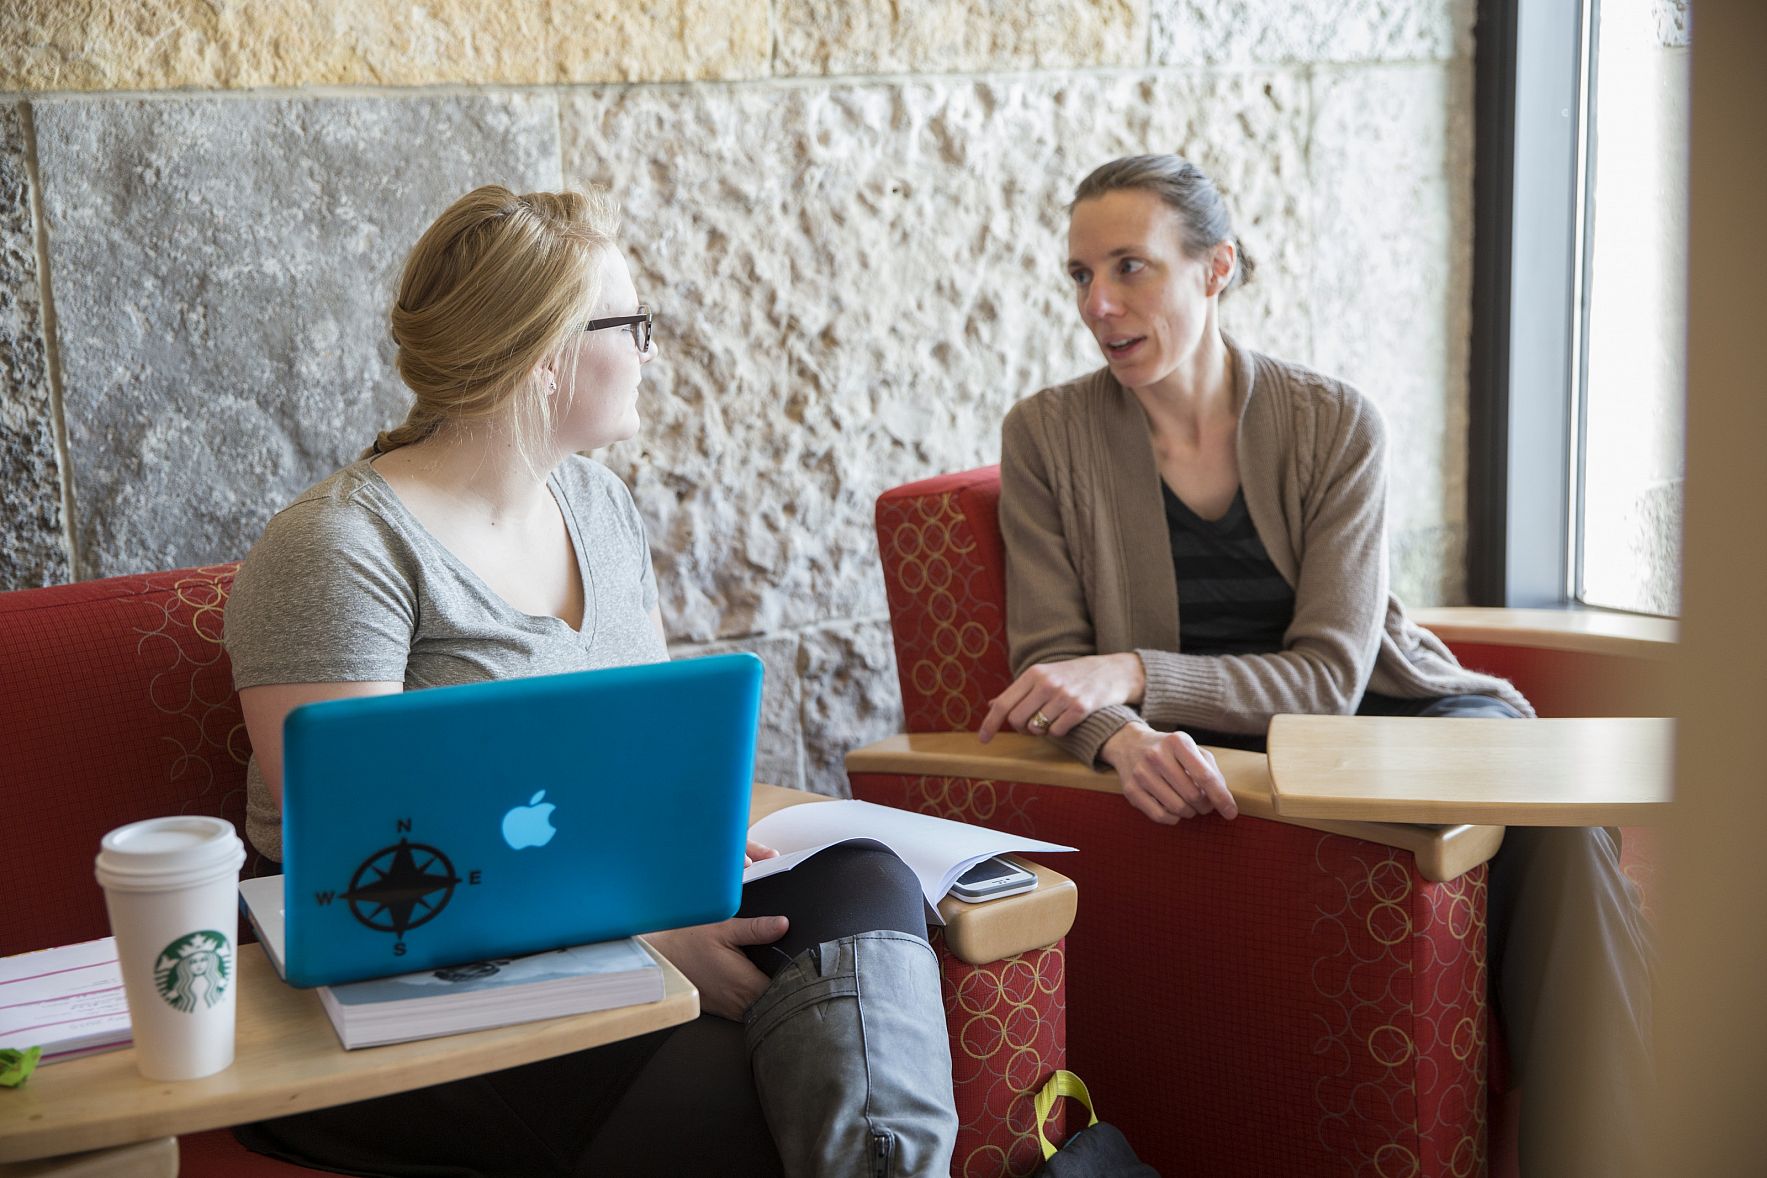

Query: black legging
[[737, 838, 929, 974], [236, 842, 930, 1178]]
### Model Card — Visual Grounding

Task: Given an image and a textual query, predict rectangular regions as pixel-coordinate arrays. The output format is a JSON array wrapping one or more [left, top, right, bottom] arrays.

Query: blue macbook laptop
[[275, 653, 762, 987]]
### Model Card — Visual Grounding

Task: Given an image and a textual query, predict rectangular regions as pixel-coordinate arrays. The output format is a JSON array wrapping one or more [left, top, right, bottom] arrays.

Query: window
[[1469, 0, 1691, 615], [1575, 0, 1690, 615]]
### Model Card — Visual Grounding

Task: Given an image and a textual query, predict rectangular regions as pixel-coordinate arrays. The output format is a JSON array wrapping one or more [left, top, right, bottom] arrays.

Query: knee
[[1418, 693, 1528, 719], [807, 840, 923, 901]]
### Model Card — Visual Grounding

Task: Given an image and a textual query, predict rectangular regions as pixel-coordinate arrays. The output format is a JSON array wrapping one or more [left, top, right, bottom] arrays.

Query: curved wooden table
[[1267, 714, 1675, 825], [846, 732, 1505, 883], [0, 942, 695, 1167], [1, 782, 1077, 1172]]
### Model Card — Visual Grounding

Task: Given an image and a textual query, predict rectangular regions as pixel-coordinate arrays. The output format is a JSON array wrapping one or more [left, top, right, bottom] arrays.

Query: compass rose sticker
[[343, 838, 462, 938]]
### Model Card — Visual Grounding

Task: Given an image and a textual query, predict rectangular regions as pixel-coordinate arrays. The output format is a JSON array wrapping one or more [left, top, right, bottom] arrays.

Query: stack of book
[[0, 938, 132, 1063], [239, 877, 664, 1050]]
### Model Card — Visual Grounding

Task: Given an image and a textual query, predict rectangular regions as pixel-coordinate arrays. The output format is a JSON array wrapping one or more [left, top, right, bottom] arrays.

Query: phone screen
[[957, 857, 1023, 886]]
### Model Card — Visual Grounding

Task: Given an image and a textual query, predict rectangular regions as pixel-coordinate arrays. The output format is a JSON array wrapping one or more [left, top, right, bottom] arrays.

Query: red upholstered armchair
[[0, 565, 1072, 1178], [849, 466, 1671, 1178]]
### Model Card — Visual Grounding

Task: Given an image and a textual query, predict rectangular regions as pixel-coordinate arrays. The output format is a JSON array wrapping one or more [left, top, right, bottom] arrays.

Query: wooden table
[[848, 732, 1506, 883], [1, 782, 1076, 1173], [1267, 715, 1675, 825], [0, 942, 695, 1168]]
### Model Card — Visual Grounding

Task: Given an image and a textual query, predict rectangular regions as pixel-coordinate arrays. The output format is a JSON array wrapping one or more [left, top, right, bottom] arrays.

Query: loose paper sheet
[[745, 800, 1074, 922]]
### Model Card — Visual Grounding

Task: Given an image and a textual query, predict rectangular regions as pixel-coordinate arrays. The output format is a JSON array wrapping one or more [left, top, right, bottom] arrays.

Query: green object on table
[[0, 1046, 43, 1087]]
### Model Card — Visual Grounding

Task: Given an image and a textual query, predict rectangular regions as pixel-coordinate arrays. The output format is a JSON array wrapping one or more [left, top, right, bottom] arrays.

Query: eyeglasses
[[584, 303, 652, 353]]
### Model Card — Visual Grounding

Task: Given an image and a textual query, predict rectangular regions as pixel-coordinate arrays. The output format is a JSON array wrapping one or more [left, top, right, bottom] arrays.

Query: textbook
[[742, 800, 1076, 921], [0, 937, 132, 1063], [239, 876, 665, 1050]]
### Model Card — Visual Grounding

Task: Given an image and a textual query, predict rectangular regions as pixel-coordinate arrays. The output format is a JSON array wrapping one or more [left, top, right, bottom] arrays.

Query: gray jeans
[[235, 845, 955, 1177], [746, 931, 959, 1178]]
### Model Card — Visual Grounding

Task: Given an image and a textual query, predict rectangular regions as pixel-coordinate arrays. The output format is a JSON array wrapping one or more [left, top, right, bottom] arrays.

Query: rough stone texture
[[1, 0, 768, 92], [800, 618, 902, 798], [1653, 0, 1692, 48], [555, 1, 771, 84], [0, 101, 71, 590], [673, 631, 805, 792], [1390, 523, 1466, 609], [1310, 63, 1472, 607], [35, 93, 561, 577], [1585, 478, 1683, 615], [775, 0, 1146, 76], [1152, 0, 1472, 65], [569, 71, 1311, 642], [1627, 479, 1682, 616]]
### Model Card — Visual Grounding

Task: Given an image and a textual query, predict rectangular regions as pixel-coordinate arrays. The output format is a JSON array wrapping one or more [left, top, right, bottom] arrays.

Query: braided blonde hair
[[369, 185, 620, 459]]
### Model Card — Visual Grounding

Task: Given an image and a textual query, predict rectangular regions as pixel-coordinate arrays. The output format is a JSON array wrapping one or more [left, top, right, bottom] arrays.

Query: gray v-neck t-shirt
[[223, 454, 664, 860]]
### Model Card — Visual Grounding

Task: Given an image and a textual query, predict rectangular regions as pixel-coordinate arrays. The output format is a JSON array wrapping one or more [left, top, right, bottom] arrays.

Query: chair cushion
[[877, 467, 1013, 733], [0, 565, 257, 955]]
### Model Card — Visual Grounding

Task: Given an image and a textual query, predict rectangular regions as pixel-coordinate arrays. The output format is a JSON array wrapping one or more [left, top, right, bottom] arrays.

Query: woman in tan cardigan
[[977, 154, 1652, 1177]]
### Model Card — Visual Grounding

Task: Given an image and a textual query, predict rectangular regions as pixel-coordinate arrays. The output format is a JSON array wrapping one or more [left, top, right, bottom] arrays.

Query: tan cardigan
[[1000, 336, 1534, 767]]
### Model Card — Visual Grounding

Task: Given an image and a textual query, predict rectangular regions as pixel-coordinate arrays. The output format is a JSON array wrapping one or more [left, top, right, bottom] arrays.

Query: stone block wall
[[2, 0, 1477, 794]]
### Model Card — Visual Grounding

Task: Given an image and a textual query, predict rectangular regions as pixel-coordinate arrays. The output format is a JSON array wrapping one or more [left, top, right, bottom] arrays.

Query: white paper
[[745, 800, 1074, 920], [0, 937, 132, 1061]]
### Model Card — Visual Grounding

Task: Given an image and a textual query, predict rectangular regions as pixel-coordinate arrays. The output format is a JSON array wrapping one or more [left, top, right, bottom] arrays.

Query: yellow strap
[[1033, 1069, 1100, 1160]]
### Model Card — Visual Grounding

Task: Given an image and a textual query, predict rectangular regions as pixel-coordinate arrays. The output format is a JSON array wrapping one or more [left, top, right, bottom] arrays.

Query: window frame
[[1468, 0, 1597, 607]]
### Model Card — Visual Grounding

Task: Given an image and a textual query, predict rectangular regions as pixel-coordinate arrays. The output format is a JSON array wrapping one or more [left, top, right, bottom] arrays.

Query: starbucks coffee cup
[[94, 816, 246, 1081]]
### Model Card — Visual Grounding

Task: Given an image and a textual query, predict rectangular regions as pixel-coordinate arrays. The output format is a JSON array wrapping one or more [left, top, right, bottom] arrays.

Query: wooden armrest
[[751, 783, 1078, 965], [843, 734, 1504, 884], [1410, 606, 1677, 659]]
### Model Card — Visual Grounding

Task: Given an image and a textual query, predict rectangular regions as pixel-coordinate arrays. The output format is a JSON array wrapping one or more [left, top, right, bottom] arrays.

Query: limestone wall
[[1, 1, 1476, 794]]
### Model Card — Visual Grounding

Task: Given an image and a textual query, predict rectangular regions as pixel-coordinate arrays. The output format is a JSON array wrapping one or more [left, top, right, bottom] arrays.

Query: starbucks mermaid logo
[[153, 930, 233, 1013]]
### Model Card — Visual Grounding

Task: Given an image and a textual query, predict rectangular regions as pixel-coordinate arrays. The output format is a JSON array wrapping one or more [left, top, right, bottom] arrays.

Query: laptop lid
[[278, 653, 761, 987]]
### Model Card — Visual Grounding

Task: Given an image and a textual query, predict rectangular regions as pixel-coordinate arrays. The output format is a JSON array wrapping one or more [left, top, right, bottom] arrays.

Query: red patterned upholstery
[[1, 564, 1060, 1178], [869, 467, 1666, 1177], [935, 932, 1068, 1178], [0, 565, 257, 957], [0, 565, 328, 1174], [851, 770, 1489, 1177], [870, 469, 1504, 1176], [877, 467, 1013, 732]]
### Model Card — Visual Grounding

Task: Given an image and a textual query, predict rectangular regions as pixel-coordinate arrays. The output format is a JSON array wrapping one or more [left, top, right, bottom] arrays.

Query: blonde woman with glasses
[[223, 185, 957, 1177]]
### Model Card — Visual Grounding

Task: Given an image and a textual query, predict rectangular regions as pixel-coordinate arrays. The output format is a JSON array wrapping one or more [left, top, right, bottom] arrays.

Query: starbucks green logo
[[153, 930, 232, 1013]]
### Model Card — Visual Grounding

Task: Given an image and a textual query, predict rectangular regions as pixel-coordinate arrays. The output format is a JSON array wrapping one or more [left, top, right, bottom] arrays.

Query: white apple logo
[[501, 790, 558, 850]]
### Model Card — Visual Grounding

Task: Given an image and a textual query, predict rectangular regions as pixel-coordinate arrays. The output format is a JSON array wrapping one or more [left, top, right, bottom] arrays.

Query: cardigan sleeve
[[1134, 386, 1390, 733], [1000, 398, 1139, 765]]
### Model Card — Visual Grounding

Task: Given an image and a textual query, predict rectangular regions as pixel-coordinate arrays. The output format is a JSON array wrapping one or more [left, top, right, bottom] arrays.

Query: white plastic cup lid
[[95, 816, 245, 891]]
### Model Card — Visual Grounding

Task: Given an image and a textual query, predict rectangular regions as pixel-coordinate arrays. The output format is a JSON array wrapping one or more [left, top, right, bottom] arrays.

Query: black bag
[[1031, 1070, 1161, 1177]]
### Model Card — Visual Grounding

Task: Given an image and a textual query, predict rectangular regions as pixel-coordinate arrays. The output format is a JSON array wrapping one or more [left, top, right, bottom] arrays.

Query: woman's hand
[[744, 840, 778, 869], [1100, 722, 1238, 825], [977, 654, 1147, 742], [644, 915, 790, 1021]]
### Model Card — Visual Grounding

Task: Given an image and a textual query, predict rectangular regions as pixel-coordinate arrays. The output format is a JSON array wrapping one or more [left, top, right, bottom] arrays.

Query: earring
[[547, 378, 558, 394]]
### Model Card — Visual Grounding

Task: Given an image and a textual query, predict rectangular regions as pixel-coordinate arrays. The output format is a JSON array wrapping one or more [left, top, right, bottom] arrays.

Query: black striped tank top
[[1161, 482, 1295, 657]]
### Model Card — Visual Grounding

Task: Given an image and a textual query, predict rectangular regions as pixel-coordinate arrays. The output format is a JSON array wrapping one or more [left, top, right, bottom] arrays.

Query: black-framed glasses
[[585, 303, 652, 353]]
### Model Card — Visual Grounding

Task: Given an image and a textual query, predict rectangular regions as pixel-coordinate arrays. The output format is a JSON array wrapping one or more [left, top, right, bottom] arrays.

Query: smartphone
[[948, 856, 1038, 903]]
